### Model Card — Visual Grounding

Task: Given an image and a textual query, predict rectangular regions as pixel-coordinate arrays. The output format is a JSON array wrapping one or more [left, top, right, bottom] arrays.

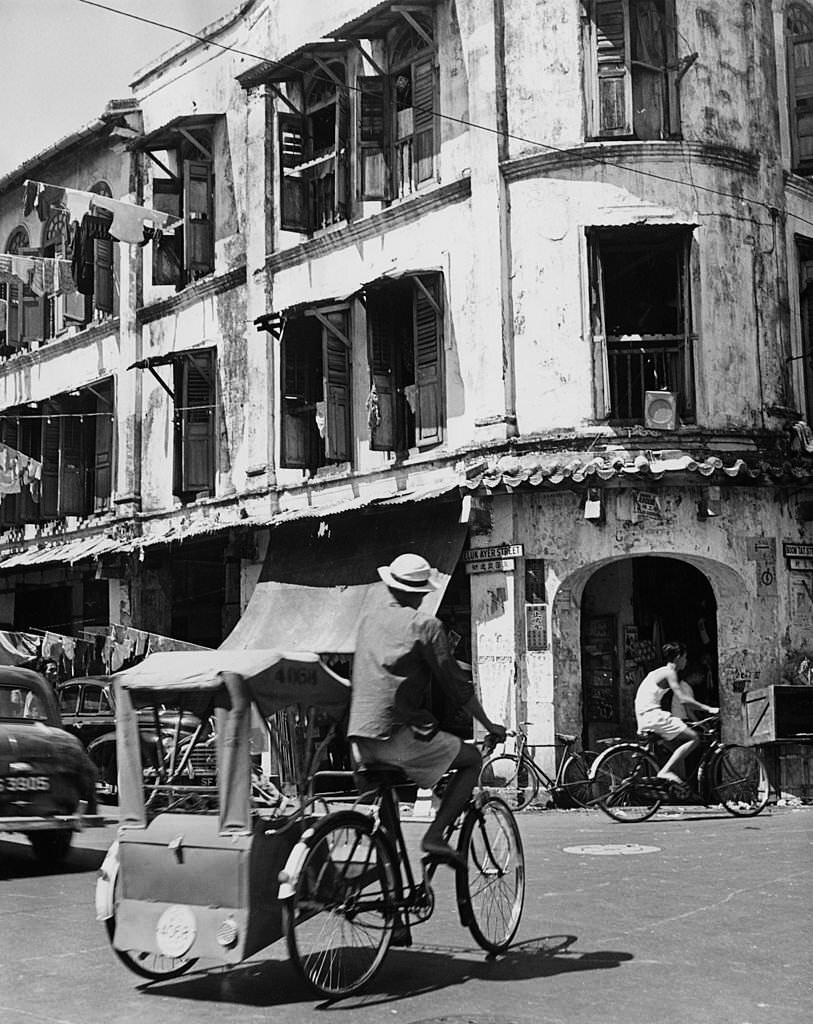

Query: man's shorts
[[637, 708, 692, 742], [351, 726, 461, 789]]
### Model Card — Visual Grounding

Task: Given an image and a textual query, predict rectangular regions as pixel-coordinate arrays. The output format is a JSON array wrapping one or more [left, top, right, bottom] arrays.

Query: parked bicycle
[[478, 725, 595, 810], [589, 715, 770, 823], [284, 753, 526, 998]]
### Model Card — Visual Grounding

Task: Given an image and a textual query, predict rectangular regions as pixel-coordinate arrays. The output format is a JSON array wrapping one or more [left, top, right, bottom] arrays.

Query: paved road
[[1, 805, 811, 1024]]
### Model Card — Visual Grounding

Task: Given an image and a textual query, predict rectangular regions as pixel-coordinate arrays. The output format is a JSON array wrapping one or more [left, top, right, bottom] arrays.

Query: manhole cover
[[562, 843, 661, 855]]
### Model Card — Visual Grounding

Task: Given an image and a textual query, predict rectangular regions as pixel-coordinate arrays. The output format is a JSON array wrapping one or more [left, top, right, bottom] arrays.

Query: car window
[[0, 684, 47, 720], [58, 686, 79, 715], [80, 686, 109, 714]]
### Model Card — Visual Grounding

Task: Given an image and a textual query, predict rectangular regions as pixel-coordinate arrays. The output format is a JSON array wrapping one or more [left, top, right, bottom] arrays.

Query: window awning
[[329, 0, 441, 39], [220, 496, 467, 655], [254, 290, 361, 335], [237, 40, 348, 88], [130, 115, 219, 152], [0, 533, 122, 569]]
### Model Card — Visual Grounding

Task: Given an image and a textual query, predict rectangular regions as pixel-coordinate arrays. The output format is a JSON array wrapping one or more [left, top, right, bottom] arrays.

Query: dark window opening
[[589, 227, 694, 423], [788, 3, 813, 174], [173, 350, 216, 503], [797, 239, 813, 422]]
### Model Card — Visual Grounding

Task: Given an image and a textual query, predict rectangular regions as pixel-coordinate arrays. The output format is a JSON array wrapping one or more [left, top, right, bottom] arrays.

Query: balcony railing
[[606, 333, 694, 422]]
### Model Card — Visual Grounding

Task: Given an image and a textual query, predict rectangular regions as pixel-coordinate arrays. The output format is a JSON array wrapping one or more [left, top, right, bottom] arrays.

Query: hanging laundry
[[57, 261, 77, 295], [0, 298, 6, 332], [29, 258, 58, 297]]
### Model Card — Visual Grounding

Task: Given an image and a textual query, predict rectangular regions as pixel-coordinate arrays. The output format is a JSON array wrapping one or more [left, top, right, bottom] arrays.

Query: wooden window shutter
[[183, 160, 214, 279], [412, 57, 436, 185], [662, 0, 680, 136], [280, 335, 309, 468], [0, 419, 19, 526], [358, 76, 390, 200], [178, 352, 215, 494], [40, 416, 60, 518], [412, 275, 443, 447], [334, 90, 351, 222], [593, 0, 632, 136], [322, 312, 352, 462], [279, 113, 310, 232], [93, 238, 115, 314], [366, 296, 397, 451], [93, 382, 113, 509], [587, 233, 611, 418], [6, 280, 22, 348], [17, 418, 40, 522], [789, 32, 813, 170], [152, 179, 183, 286], [59, 416, 85, 515], [21, 288, 45, 344]]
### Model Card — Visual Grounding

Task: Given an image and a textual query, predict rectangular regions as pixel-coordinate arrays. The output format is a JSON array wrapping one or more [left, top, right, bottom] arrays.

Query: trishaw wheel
[[284, 809, 397, 998], [106, 881, 197, 981]]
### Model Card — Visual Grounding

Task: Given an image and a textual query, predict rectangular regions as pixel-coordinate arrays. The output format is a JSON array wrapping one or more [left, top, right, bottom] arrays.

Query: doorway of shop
[[580, 555, 717, 751]]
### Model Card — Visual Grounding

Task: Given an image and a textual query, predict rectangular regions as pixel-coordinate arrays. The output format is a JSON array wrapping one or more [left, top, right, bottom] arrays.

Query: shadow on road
[[135, 934, 633, 1010], [0, 837, 105, 878]]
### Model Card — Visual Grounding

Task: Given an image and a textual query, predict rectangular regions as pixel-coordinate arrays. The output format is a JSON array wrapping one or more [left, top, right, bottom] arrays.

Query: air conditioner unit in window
[[644, 390, 678, 430]]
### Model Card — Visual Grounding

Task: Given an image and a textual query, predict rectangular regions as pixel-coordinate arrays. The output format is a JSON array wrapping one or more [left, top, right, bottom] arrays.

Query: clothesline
[[23, 179, 182, 244]]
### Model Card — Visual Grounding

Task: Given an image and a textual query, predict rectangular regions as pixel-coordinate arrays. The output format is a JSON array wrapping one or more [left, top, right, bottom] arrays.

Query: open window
[[788, 4, 813, 174], [365, 272, 443, 453], [173, 350, 216, 501], [585, 0, 680, 140], [280, 307, 352, 473], [587, 226, 695, 423], [136, 117, 216, 287], [356, 12, 438, 201], [797, 240, 813, 423]]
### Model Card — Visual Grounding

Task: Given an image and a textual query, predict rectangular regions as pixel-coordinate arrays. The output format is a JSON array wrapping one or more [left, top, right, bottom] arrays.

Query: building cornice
[[265, 177, 472, 274], [0, 318, 121, 383], [136, 266, 247, 326]]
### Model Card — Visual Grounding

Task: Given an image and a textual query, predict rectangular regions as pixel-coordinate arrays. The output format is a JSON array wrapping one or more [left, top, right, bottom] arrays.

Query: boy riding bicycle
[[634, 641, 719, 791]]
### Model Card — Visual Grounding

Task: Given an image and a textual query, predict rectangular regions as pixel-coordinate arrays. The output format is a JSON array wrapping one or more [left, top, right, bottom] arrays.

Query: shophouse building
[[0, 1, 812, 792]]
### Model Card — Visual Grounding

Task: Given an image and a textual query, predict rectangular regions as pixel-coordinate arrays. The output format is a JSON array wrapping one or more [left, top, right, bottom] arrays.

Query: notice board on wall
[[583, 614, 618, 722]]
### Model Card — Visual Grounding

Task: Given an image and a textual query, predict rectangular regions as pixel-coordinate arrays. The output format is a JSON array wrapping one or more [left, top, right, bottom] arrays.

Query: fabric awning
[[220, 497, 467, 655]]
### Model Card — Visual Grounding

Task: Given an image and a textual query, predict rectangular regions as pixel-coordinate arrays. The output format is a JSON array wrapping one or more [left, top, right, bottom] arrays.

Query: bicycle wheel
[[590, 744, 662, 823], [555, 753, 592, 808], [479, 753, 539, 811], [106, 878, 197, 981], [284, 810, 397, 999], [456, 796, 525, 953], [710, 744, 769, 817]]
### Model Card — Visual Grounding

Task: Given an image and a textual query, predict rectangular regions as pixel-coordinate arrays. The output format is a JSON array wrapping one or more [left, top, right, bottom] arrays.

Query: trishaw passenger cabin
[[97, 649, 350, 975]]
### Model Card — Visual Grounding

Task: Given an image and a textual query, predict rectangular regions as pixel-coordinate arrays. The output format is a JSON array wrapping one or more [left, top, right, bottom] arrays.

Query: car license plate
[[0, 776, 50, 793], [155, 905, 197, 958]]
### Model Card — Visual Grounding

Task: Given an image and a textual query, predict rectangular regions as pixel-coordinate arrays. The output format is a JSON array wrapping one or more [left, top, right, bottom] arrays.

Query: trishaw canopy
[[112, 650, 350, 832]]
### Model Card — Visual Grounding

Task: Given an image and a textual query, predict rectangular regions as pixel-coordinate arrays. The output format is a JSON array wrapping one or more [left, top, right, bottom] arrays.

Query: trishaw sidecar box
[[115, 812, 308, 963]]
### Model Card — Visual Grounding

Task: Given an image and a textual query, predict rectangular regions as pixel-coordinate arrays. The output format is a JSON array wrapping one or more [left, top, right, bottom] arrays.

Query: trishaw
[[96, 648, 525, 998]]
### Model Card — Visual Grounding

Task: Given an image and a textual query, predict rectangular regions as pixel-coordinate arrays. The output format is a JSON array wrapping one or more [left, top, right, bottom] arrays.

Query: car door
[[76, 681, 116, 748], [56, 684, 81, 738]]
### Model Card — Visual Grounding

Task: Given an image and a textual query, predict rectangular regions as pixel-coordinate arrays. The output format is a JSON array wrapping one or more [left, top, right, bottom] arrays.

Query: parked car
[[57, 678, 205, 801], [0, 667, 98, 864]]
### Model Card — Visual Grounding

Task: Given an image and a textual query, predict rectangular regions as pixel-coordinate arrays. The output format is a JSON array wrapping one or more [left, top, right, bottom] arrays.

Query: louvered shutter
[[413, 276, 443, 447], [790, 32, 813, 170], [60, 416, 84, 515], [6, 281, 22, 348], [412, 57, 436, 185], [334, 90, 351, 222], [358, 76, 390, 200], [367, 296, 397, 451], [281, 336, 309, 468], [93, 383, 113, 509], [40, 416, 60, 518], [94, 238, 115, 314], [152, 180, 182, 286], [22, 288, 45, 344], [279, 113, 309, 232], [183, 160, 214, 279], [178, 352, 215, 494], [594, 0, 632, 136], [322, 312, 352, 462], [0, 419, 19, 525], [588, 233, 611, 418]]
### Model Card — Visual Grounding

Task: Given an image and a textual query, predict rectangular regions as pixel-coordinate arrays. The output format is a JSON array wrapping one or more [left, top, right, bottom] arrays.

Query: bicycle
[[479, 725, 595, 810], [282, 755, 526, 999], [589, 716, 770, 823]]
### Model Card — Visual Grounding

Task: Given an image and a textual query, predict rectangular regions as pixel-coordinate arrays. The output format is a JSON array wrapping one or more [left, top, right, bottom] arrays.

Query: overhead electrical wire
[[73, 0, 812, 233]]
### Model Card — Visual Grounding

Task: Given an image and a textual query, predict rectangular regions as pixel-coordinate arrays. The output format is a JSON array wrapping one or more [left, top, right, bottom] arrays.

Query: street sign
[[465, 557, 514, 574], [464, 544, 524, 561]]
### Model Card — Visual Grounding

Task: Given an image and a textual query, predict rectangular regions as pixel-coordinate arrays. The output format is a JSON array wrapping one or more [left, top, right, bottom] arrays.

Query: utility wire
[[75, 0, 810, 232]]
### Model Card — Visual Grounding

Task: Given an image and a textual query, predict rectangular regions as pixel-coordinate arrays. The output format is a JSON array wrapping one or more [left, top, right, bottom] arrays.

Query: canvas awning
[[220, 496, 467, 655]]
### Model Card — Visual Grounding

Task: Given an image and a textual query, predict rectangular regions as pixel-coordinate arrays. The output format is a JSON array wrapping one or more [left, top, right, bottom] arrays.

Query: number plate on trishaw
[[155, 904, 197, 957]]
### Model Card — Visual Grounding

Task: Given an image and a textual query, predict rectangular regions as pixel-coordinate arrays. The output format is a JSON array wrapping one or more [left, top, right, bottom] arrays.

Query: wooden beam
[[145, 150, 178, 182], [412, 274, 442, 315], [177, 128, 213, 161], [268, 82, 305, 118], [394, 8, 436, 51], [348, 38, 386, 76], [311, 310, 351, 348]]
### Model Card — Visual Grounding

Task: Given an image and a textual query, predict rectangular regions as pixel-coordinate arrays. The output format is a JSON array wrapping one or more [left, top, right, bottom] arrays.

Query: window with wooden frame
[[365, 273, 443, 454], [280, 308, 352, 474], [357, 12, 438, 202], [797, 240, 813, 423], [145, 126, 215, 288], [587, 226, 695, 423], [0, 227, 30, 357], [173, 350, 216, 501], [585, 0, 680, 140], [788, 4, 813, 174], [279, 59, 350, 233]]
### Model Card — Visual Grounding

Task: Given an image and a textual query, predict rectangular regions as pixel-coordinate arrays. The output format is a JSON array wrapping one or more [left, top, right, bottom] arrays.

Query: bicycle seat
[[555, 733, 576, 744], [637, 730, 658, 742]]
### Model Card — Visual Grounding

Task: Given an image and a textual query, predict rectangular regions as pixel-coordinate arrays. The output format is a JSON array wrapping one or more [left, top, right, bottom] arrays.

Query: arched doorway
[[579, 556, 717, 749]]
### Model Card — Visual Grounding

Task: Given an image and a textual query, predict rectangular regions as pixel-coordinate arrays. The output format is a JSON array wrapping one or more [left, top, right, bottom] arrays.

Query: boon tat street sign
[[783, 542, 813, 573]]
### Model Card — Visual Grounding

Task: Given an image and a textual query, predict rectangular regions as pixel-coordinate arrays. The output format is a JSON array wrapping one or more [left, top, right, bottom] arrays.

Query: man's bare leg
[[421, 741, 481, 865]]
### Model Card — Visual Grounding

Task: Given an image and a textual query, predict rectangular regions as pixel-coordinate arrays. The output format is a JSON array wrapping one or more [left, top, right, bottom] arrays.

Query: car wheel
[[27, 830, 73, 865]]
